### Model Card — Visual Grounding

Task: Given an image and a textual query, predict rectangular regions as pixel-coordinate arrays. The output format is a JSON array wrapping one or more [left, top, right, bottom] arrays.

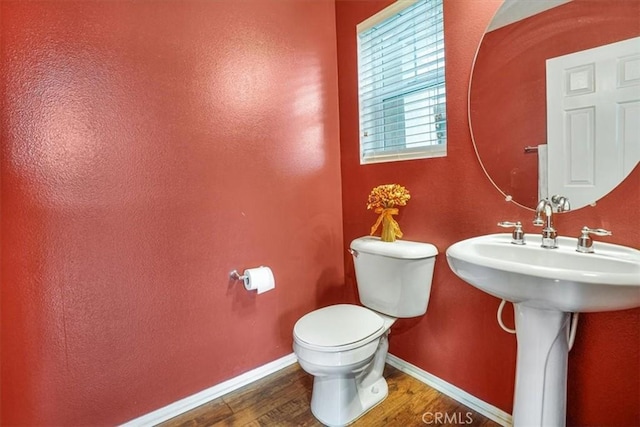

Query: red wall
[[337, 0, 639, 426], [2, 0, 639, 425], [0, 1, 344, 425], [471, 0, 640, 208]]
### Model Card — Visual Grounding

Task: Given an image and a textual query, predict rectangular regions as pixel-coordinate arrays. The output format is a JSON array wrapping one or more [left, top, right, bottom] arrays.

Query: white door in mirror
[[546, 36, 640, 209]]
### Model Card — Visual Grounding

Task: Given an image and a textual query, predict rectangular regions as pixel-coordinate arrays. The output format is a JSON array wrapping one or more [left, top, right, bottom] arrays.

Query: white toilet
[[293, 236, 438, 426]]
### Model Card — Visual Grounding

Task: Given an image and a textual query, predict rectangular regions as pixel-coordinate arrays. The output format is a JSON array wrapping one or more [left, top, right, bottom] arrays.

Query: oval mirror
[[469, 0, 640, 211]]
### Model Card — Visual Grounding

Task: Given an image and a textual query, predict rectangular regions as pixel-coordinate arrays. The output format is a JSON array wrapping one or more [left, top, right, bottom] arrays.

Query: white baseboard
[[386, 354, 513, 427], [121, 351, 512, 427], [120, 353, 298, 426]]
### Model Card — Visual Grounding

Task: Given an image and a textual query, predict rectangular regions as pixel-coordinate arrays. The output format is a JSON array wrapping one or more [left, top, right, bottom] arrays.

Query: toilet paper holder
[[230, 267, 276, 294], [229, 270, 247, 281]]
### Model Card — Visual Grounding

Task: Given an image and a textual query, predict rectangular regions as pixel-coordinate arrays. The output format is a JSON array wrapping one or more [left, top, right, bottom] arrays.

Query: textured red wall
[[471, 0, 640, 208], [337, 0, 639, 425], [1, 1, 344, 424], [3, 0, 639, 425]]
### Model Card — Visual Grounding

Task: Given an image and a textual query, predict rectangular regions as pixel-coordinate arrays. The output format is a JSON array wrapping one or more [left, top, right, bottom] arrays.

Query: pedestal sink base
[[513, 304, 570, 426]]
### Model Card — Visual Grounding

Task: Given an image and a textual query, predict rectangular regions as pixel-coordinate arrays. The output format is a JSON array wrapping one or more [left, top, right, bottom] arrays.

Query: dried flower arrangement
[[367, 184, 410, 242]]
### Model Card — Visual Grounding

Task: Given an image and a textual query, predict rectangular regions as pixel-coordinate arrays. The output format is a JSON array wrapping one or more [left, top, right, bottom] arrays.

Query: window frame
[[356, 0, 447, 165]]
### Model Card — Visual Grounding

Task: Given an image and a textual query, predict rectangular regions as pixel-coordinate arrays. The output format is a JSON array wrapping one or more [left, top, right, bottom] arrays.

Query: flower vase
[[381, 215, 396, 242]]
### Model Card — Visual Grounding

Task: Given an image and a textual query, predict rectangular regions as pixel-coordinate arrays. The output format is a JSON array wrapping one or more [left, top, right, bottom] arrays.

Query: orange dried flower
[[366, 184, 410, 210]]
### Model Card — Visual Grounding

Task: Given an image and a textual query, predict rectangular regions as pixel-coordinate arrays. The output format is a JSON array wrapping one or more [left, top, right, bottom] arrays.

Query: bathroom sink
[[446, 233, 640, 313], [448, 233, 640, 425]]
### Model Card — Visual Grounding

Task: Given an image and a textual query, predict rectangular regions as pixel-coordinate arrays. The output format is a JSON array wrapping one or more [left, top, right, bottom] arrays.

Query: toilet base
[[308, 331, 390, 426], [310, 375, 388, 427]]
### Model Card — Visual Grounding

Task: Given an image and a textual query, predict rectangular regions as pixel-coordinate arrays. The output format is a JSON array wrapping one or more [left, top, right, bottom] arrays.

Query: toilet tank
[[350, 236, 438, 318]]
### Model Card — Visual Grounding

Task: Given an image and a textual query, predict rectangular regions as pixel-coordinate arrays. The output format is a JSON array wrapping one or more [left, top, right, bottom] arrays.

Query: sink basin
[[446, 233, 640, 313]]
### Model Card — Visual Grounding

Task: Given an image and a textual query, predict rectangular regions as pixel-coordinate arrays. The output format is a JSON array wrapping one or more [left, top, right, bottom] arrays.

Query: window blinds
[[357, 0, 446, 163]]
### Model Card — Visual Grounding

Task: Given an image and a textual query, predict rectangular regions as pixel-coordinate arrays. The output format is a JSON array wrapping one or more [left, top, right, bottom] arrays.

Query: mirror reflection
[[469, 0, 640, 210]]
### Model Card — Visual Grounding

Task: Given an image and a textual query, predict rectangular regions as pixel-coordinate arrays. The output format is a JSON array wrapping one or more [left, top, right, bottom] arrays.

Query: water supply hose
[[497, 300, 579, 352], [497, 300, 516, 334], [567, 313, 579, 351]]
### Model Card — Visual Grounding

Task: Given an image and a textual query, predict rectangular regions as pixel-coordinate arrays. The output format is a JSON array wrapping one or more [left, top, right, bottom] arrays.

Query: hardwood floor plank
[[159, 363, 502, 427], [287, 408, 324, 427], [212, 374, 311, 425], [223, 364, 310, 413], [159, 398, 232, 427], [373, 388, 442, 425], [250, 395, 315, 427]]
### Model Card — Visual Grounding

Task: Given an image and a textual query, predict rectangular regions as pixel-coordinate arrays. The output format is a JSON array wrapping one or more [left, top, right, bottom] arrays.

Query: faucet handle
[[551, 195, 571, 212], [498, 221, 525, 245], [577, 226, 612, 253]]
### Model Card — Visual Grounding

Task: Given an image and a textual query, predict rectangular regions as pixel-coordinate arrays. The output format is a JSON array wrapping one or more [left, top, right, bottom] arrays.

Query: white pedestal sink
[[446, 233, 640, 426]]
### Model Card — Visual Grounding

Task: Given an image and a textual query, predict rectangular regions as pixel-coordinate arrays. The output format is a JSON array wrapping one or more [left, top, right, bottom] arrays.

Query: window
[[357, 0, 446, 164]]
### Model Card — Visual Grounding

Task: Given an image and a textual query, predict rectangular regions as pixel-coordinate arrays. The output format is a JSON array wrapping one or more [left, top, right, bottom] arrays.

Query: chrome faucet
[[533, 199, 557, 248], [533, 196, 570, 249]]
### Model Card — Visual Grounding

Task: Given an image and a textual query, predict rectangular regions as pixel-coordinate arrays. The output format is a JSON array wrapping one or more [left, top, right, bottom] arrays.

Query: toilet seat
[[294, 304, 385, 352]]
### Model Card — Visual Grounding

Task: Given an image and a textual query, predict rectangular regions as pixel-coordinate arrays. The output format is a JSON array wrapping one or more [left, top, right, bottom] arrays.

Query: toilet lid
[[294, 304, 384, 347]]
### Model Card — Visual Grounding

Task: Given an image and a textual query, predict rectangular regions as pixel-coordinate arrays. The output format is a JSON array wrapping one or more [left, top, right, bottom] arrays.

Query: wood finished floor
[[160, 363, 502, 427]]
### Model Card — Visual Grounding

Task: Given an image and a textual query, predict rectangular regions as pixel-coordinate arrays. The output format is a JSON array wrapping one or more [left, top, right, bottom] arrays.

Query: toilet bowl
[[293, 237, 438, 426], [293, 304, 396, 426]]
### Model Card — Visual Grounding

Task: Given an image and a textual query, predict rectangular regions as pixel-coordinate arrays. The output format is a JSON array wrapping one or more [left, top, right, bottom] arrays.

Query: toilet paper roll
[[243, 266, 275, 294]]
